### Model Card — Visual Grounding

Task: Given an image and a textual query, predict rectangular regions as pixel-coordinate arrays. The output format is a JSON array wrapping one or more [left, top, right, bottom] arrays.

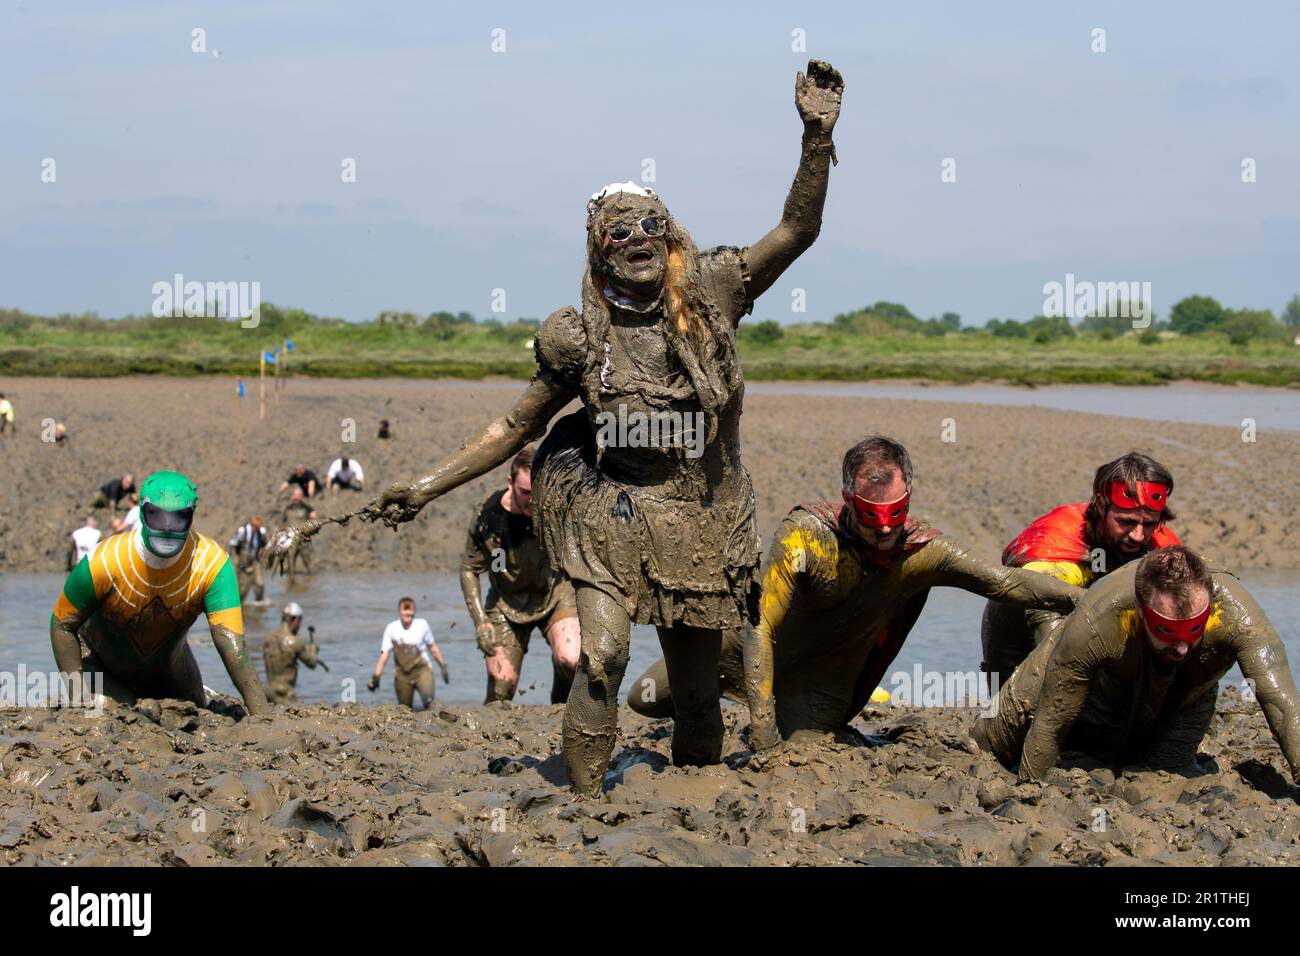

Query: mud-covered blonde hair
[[579, 199, 739, 413]]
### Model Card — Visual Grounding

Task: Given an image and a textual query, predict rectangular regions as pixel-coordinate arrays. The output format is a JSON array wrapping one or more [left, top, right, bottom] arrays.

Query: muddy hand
[[262, 511, 354, 574], [795, 59, 843, 133], [359, 480, 435, 530]]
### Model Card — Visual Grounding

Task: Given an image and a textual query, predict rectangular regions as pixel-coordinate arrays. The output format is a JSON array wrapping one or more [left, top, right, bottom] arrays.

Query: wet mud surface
[[7, 376, 1300, 573], [2, 687, 1295, 866]]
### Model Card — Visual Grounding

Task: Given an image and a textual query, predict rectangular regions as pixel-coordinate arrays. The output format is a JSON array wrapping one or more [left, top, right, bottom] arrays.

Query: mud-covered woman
[[268, 60, 844, 795]]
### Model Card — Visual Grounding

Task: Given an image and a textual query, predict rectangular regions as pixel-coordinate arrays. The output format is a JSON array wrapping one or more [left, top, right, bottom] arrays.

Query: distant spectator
[[108, 516, 126, 535], [122, 492, 142, 532], [94, 473, 136, 510], [278, 464, 318, 498], [228, 515, 269, 604], [0, 393, 12, 435], [378, 419, 392, 440], [326, 455, 365, 492], [68, 516, 101, 570]]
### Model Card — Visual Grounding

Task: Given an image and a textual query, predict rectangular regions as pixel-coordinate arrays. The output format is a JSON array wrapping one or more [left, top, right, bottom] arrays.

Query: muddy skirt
[[533, 411, 760, 631]]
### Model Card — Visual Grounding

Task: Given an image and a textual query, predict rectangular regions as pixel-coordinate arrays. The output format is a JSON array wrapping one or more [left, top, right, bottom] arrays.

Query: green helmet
[[138, 470, 198, 558]]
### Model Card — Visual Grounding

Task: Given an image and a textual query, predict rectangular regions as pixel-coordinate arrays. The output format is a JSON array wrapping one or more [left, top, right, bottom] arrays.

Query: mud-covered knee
[[583, 636, 629, 678]]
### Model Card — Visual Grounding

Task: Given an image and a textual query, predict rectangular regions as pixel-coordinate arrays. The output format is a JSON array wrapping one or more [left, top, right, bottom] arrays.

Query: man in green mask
[[50, 470, 270, 715]]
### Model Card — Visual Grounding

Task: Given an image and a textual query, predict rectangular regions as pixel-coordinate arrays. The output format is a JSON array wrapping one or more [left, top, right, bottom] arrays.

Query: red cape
[[1002, 501, 1180, 567]]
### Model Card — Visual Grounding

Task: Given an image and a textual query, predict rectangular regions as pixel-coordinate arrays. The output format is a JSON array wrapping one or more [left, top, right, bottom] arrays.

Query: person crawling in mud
[[50, 470, 270, 716], [627, 436, 1085, 750], [981, 451, 1181, 688], [266, 60, 845, 795], [461, 446, 580, 704], [262, 601, 321, 704], [973, 546, 1300, 783]]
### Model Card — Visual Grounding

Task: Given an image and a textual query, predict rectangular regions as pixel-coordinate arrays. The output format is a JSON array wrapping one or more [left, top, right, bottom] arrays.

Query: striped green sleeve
[[203, 558, 241, 614]]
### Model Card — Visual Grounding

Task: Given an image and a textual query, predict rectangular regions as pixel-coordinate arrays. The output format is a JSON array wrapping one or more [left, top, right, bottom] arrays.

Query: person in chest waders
[[266, 60, 846, 795]]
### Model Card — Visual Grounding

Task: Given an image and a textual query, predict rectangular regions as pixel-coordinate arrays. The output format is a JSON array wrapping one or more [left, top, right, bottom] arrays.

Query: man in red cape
[[981, 451, 1180, 688]]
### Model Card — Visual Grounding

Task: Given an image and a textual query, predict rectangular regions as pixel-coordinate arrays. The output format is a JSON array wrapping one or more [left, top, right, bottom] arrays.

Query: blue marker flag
[[263, 351, 277, 364], [284, 340, 296, 351], [237, 379, 245, 398]]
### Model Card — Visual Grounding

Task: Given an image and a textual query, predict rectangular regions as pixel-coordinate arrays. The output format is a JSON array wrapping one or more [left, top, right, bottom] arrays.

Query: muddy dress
[[532, 247, 763, 632]]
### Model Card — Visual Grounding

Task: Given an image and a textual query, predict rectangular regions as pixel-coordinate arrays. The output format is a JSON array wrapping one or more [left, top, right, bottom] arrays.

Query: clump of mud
[[0, 687, 1294, 866]]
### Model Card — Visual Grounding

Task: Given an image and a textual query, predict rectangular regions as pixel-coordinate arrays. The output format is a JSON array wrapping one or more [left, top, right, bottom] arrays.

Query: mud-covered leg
[[657, 625, 723, 767], [415, 667, 436, 712], [562, 584, 631, 796], [1143, 685, 1218, 773], [625, 657, 674, 718], [971, 624, 1059, 767], [546, 616, 580, 705], [484, 637, 525, 704], [394, 671, 415, 709]]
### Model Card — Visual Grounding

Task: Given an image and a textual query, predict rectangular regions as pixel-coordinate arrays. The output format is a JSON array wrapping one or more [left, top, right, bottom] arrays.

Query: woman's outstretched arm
[[364, 375, 577, 528], [743, 59, 844, 301], [264, 375, 576, 567]]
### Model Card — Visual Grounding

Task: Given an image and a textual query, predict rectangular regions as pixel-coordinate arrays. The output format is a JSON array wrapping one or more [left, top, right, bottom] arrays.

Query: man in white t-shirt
[[68, 516, 101, 570], [122, 493, 142, 533], [325, 456, 365, 493], [368, 597, 448, 710]]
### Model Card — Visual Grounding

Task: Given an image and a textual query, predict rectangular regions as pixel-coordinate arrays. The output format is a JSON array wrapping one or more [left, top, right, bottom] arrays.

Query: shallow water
[[3, 570, 1295, 709], [745, 382, 1300, 433], [433, 379, 1300, 432]]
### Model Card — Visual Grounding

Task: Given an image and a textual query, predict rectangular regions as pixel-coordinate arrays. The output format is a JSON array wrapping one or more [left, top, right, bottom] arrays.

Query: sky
[[1, 0, 1297, 326]]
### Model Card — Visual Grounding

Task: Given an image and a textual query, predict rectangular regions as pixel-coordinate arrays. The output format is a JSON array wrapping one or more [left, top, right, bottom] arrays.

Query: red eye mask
[[1109, 480, 1169, 512], [842, 489, 910, 529], [1139, 601, 1211, 645]]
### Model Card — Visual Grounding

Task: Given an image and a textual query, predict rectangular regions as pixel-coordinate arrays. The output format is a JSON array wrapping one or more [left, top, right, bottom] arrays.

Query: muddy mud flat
[[10, 376, 1300, 573], [1, 687, 1294, 866]]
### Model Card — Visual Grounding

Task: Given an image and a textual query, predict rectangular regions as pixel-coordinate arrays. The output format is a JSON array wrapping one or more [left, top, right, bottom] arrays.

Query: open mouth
[[627, 248, 654, 265]]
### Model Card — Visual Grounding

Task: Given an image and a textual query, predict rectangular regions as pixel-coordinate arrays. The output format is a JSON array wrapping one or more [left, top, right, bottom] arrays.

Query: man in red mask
[[627, 436, 1085, 750], [981, 451, 1181, 688], [974, 546, 1300, 783]]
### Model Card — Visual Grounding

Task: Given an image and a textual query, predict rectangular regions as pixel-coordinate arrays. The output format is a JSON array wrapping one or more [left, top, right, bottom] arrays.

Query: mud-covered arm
[[368, 375, 575, 529], [1226, 584, 1300, 780], [294, 634, 320, 670], [915, 540, 1084, 614], [1020, 560, 1086, 641], [50, 557, 103, 676], [204, 561, 269, 715], [742, 60, 843, 301], [744, 521, 820, 750], [459, 526, 492, 638], [1019, 612, 1117, 781]]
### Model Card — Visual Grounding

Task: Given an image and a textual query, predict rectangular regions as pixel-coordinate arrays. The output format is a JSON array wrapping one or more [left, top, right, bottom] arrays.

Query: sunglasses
[[142, 503, 194, 534], [604, 217, 666, 246]]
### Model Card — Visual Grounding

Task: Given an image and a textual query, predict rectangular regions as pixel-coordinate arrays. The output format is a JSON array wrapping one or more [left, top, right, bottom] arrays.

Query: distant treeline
[[3, 292, 1297, 347], [2, 293, 1299, 384], [745, 294, 1300, 347]]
